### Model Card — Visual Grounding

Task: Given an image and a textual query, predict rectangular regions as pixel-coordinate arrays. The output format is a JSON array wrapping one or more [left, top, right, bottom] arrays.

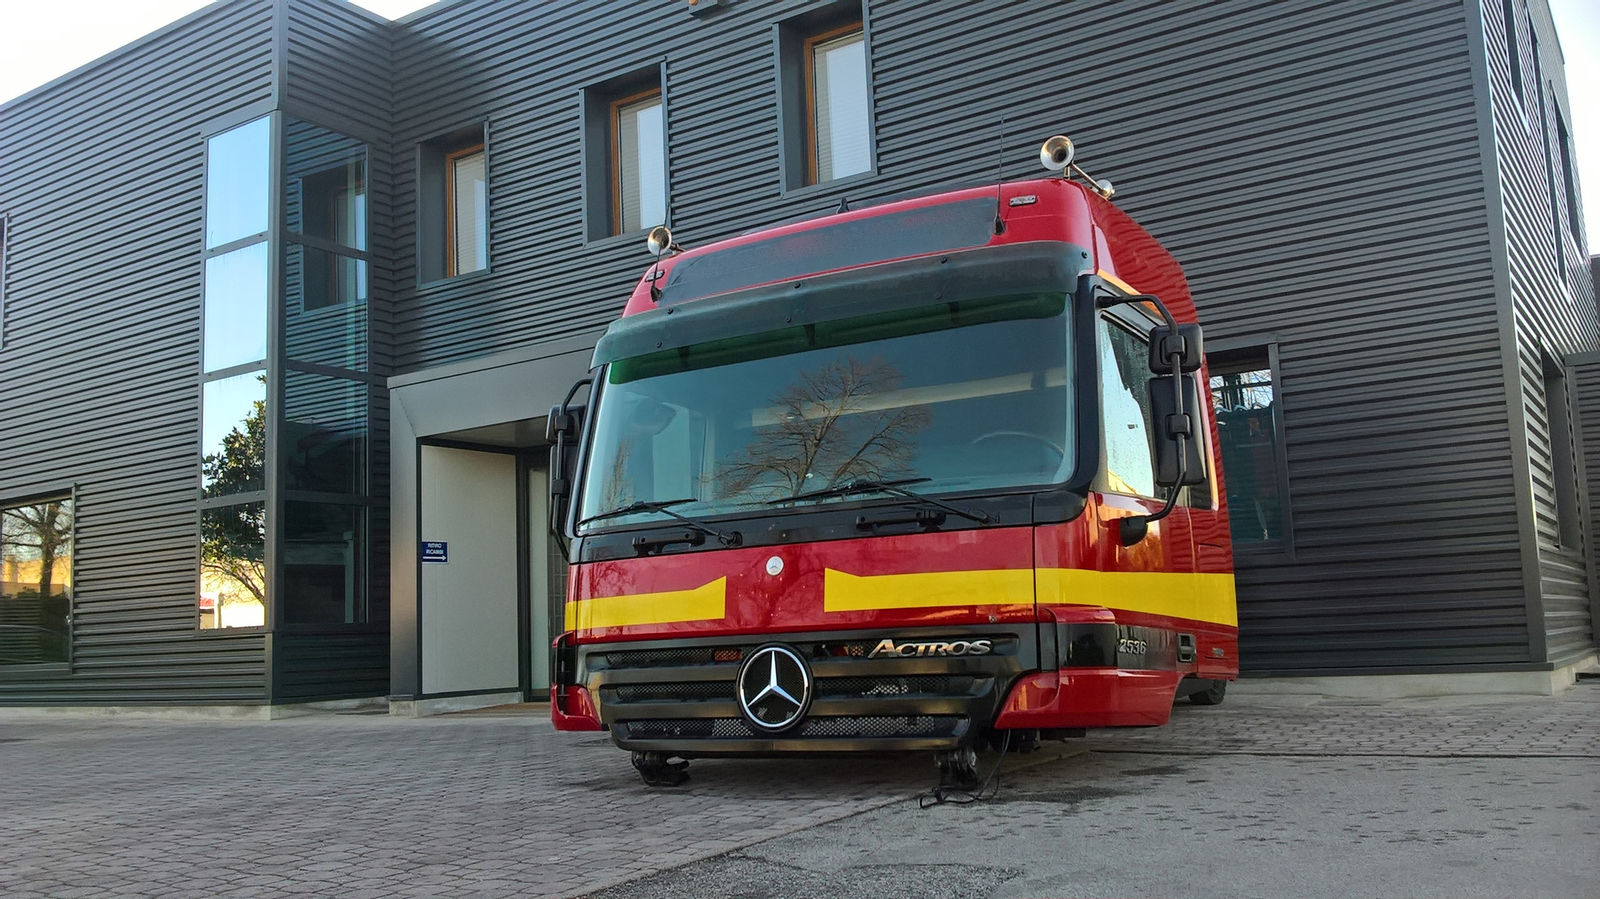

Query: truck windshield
[[576, 292, 1073, 530]]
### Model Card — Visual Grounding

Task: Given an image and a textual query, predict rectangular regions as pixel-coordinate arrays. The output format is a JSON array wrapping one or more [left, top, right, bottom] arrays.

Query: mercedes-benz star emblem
[[736, 644, 813, 732]]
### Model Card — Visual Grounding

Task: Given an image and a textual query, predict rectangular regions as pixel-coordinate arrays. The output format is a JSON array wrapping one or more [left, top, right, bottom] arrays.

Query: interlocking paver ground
[[1, 680, 1596, 897]]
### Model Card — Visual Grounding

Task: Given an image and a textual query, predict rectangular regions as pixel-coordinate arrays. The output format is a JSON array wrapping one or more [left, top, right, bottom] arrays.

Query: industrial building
[[0, 0, 1593, 708]]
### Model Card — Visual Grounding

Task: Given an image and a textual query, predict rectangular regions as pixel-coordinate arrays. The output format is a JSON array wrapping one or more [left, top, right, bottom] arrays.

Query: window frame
[[1206, 338, 1295, 557], [803, 22, 871, 186], [775, 1, 877, 195], [445, 143, 488, 278], [609, 86, 666, 236], [0, 487, 77, 674]]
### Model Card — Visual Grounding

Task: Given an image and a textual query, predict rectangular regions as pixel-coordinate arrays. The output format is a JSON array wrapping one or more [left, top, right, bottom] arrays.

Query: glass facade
[[203, 243, 270, 372], [201, 372, 268, 497], [0, 498, 73, 665], [200, 502, 266, 629], [283, 371, 367, 495], [198, 115, 374, 631], [205, 116, 271, 249], [282, 502, 364, 624]]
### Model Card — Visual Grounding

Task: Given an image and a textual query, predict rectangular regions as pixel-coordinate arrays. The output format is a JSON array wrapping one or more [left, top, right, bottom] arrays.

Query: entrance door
[[525, 462, 567, 695]]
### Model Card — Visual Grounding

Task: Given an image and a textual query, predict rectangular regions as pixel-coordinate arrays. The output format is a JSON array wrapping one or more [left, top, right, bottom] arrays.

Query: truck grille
[[617, 715, 966, 741], [581, 632, 1021, 749]]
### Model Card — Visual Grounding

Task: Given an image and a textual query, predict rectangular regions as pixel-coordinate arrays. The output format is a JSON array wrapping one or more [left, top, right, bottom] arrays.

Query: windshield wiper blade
[[768, 478, 992, 524], [577, 498, 742, 546]]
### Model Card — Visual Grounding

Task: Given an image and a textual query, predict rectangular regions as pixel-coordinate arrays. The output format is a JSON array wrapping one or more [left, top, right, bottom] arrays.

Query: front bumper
[[570, 625, 1033, 755]]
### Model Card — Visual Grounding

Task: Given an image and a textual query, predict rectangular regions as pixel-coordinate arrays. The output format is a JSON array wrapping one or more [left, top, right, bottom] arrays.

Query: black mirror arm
[[1103, 290, 1188, 546], [549, 377, 595, 556]]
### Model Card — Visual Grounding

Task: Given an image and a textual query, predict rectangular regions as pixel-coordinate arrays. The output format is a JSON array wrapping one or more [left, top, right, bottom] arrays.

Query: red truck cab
[[548, 144, 1235, 786]]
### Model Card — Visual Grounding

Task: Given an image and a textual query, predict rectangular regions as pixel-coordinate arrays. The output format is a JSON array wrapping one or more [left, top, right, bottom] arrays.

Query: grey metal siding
[[0, 0, 277, 702], [1484, 0, 1598, 665], [385, 0, 1524, 673]]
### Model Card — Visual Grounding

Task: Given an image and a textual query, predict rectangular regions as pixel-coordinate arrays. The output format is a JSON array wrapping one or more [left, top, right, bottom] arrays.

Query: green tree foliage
[[201, 390, 267, 604]]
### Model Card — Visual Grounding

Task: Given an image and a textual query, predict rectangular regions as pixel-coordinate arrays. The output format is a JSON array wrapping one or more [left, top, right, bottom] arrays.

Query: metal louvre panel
[[0, 0, 276, 703]]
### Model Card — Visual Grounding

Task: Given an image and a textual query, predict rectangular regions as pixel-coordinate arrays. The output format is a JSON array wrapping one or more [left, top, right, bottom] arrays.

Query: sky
[[0, 0, 1596, 239]]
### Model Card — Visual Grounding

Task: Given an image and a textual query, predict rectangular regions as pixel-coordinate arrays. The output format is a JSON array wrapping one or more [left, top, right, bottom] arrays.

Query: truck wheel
[[935, 747, 981, 790], [631, 751, 690, 786], [1188, 679, 1227, 706]]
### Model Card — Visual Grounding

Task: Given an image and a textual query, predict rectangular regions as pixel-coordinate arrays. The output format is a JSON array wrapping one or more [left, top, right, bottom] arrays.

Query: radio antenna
[[993, 116, 1008, 235]]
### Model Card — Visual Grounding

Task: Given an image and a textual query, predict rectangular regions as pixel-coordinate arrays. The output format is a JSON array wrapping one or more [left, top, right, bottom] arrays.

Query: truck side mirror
[[1147, 375, 1208, 488], [546, 377, 594, 547], [547, 403, 586, 504], [1148, 323, 1204, 374]]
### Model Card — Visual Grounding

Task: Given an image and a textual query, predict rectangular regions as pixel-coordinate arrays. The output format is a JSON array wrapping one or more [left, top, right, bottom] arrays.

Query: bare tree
[[716, 356, 929, 500], [1, 501, 70, 598]]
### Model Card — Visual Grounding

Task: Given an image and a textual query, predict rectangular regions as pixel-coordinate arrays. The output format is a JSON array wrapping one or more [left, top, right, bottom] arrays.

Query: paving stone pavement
[[1, 680, 1595, 898]]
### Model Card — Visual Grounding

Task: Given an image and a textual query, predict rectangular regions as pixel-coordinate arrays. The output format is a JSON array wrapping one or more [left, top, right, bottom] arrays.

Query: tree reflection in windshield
[[717, 356, 929, 501]]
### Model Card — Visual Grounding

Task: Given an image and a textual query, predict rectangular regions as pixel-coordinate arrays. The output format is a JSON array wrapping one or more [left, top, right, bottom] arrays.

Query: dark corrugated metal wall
[[1484, 0, 1598, 666], [0, 0, 277, 702], [384, 0, 1551, 673]]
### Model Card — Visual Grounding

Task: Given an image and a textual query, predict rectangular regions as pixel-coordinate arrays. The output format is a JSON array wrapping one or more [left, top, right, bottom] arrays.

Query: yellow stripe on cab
[[565, 577, 727, 630]]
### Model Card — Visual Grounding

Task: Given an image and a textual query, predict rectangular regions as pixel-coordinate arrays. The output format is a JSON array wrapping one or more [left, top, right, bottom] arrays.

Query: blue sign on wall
[[421, 541, 449, 563]]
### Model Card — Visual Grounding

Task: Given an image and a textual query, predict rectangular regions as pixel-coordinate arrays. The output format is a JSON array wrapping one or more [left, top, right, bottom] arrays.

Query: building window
[[199, 116, 274, 631], [778, 3, 874, 190], [1209, 346, 1289, 546], [200, 502, 266, 629], [583, 68, 668, 240], [1501, 0, 1523, 106], [418, 125, 489, 283], [1554, 108, 1582, 246], [0, 496, 73, 665], [1097, 316, 1157, 498], [807, 26, 871, 183], [447, 145, 488, 275], [1542, 354, 1583, 552], [613, 90, 666, 235]]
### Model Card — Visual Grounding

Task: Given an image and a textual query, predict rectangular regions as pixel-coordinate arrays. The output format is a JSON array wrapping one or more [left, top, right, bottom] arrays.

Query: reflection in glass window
[[200, 502, 266, 629], [1098, 318, 1157, 497], [203, 242, 270, 372], [202, 372, 267, 498], [1209, 349, 1286, 544], [579, 293, 1071, 527], [287, 118, 367, 251], [205, 117, 271, 249], [449, 147, 488, 275], [615, 91, 665, 233], [289, 243, 368, 312], [1, 497, 73, 664], [809, 28, 871, 183], [283, 502, 365, 625], [283, 371, 367, 494]]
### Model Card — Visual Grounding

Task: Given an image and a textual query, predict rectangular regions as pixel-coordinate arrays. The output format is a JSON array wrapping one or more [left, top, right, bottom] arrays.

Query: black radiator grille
[[617, 715, 967, 741], [602, 674, 984, 705]]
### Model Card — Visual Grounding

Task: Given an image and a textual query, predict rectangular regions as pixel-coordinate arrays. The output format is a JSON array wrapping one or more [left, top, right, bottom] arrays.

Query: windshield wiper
[[577, 498, 742, 546], [767, 478, 992, 524]]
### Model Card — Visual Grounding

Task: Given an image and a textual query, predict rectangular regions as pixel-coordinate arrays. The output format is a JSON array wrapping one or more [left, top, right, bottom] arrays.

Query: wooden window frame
[[444, 143, 485, 277], [610, 87, 663, 236], [803, 22, 865, 185]]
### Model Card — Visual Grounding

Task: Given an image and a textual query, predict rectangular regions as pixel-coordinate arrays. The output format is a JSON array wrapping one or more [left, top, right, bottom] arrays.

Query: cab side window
[[1097, 316, 1157, 497]]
